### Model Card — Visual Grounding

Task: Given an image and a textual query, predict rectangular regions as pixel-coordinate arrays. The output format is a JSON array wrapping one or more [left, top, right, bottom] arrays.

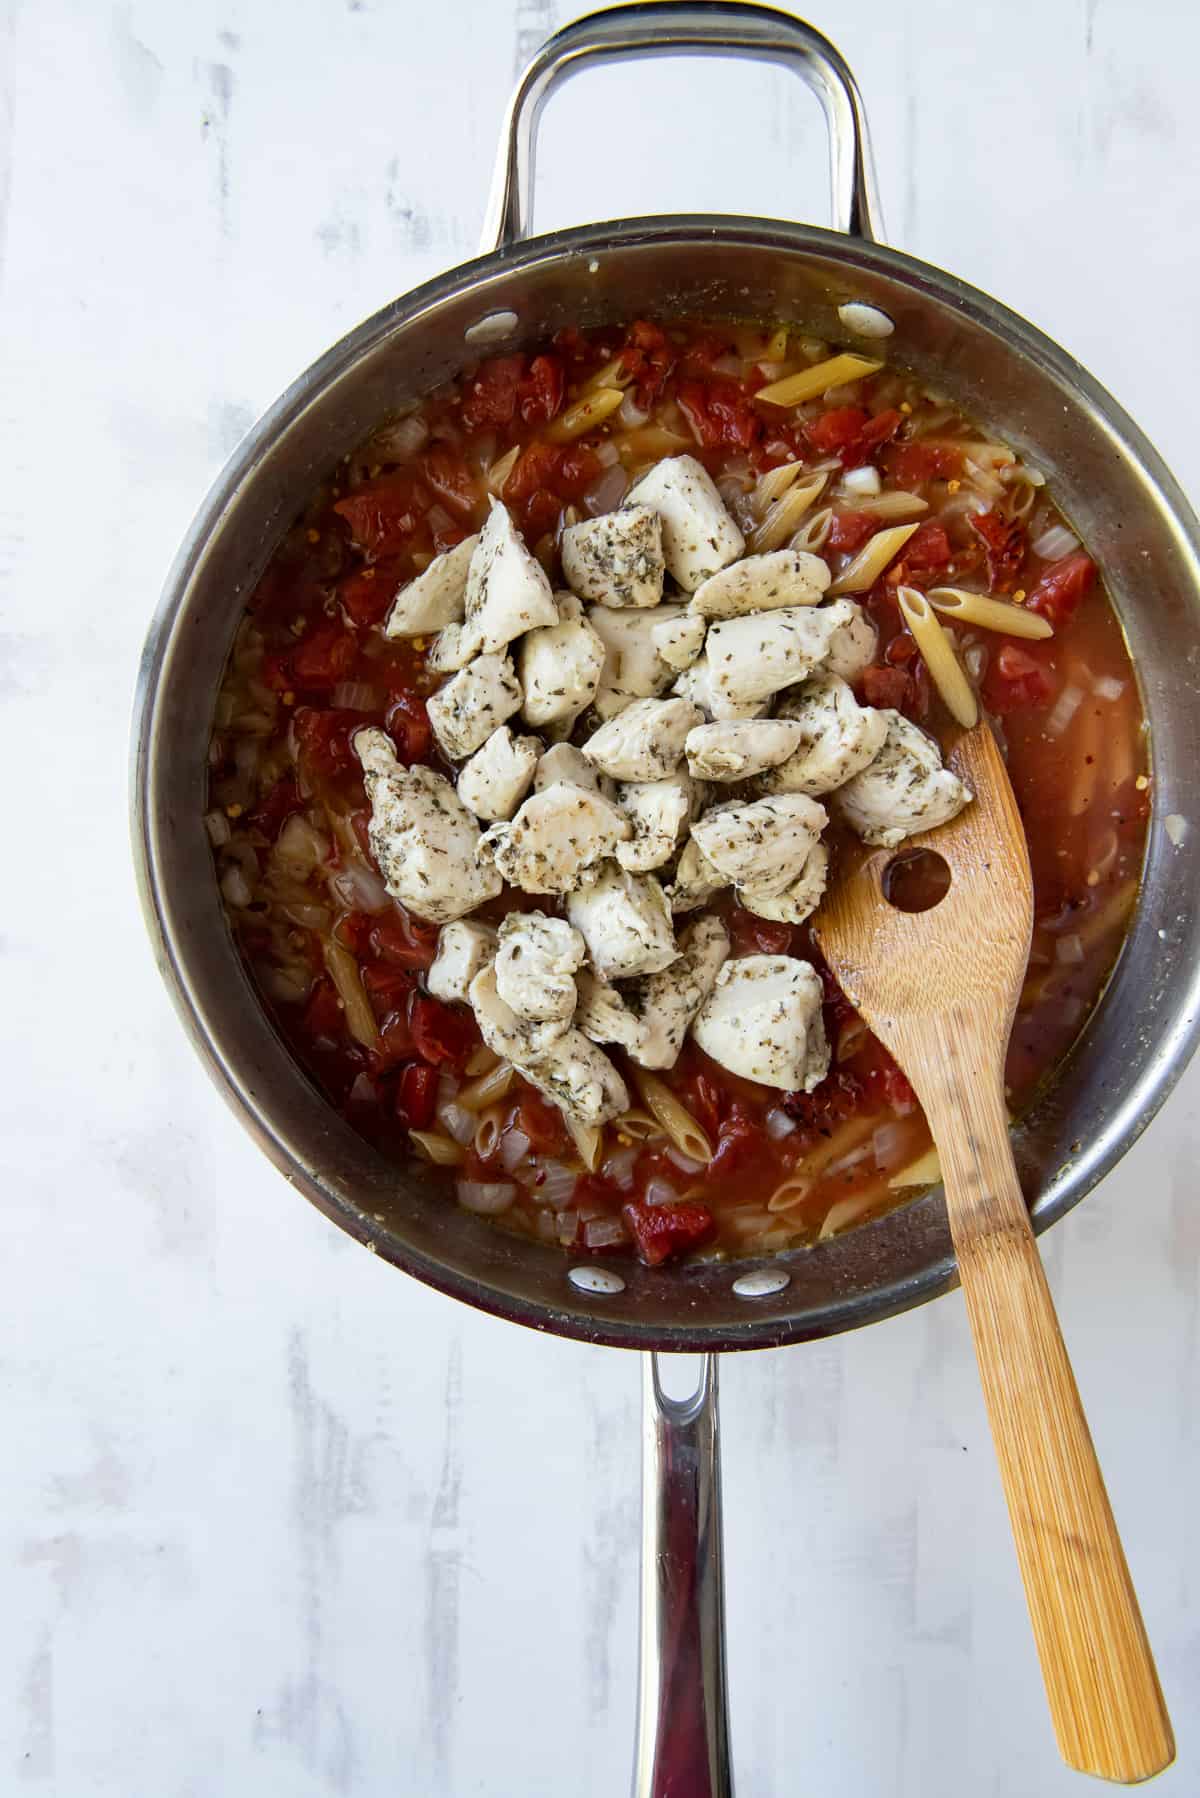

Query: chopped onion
[[372, 413, 429, 461], [426, 504, 454, 537], [330, 681, 381, 712], [233, 736, 260, 778], [665, 1145, 706, 1176], [766, 1107, 796, 1141], [276, 814, 329, 871], [711, 354, 742, 377], [282, 900, 332, 931], [261, 966, 311, 1005], [824, 1142, 874, 1181], [593, 439, 620, 468], [1056, 934, 1085, 966], [619, 390, 649, 429], [643, 1177, 679, 1208], [839, 466, 882, 498], [582, 462, 629, 516], [583, 1215, 629, 1249], [457, 1179, 517, 1216], [537, 1160, 578, 1210], [1031, 522, 1078, 561], [438, 1099, 478, 1147], [220, 865, 253, 908], [963, 641, 989, 683], [1045, 682, 1084, 738], [1093, 674, 1125, 702], [534, 1210, 558, 1241], [556, 1209, 578, 1246], [500, 1128, 531, 1175], [872, 1121, 907, 1169], [327, 861, 389, 914], [601, 1144, 638, 1190], [204, 809, 232, 847]]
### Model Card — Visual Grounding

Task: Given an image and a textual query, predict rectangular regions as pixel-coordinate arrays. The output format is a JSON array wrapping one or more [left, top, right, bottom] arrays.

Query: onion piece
[[1056, 934, 1085, 966], [220, 866, 253, 908], [665, 1145, 707, 1176], [327, 861, 389, 914], [372, 413, 429, 461], [643, 1177, 679, 1208], [583, 1215, 629, 1249], [618, 389, 649, 429], [1031, 522, 1079, 561], [276, 814, 329, 871], [330, 681, 381, 712], [839, 466, 882, 498], [1045, 682, 1084, 738], [872, 1121, 907, 1169], [537, 1160, 578, 1210], [1093, 674, 1125, 702], [457, 1179, 518, 1216], [205, 809, 232, 847], [500, 1128, 531, 1174], [282, 900, 332, 931], [765, 1108, 796, 1141], [601, 1144, 638, 1190], [438, 1099, 478, 1147], [582, 462, 630, 516]]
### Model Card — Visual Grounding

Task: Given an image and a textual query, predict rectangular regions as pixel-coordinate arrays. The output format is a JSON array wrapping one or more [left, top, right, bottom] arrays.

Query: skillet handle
[[634, 1352, 733, 1798], [481, 0, 883, 251]]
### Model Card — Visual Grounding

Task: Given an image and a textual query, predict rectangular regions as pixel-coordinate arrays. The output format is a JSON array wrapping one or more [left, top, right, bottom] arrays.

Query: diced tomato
[[862, 1056, 917, 1116], [678, 331, 733, 376], [982, 642, 1057, 715], [333, 472, 430, 554], [969, 510, 1027, 592], [361, 959, 415, 1015], [461, 355, 525, 429], [708, 1101, 768, 1180], [861, 664, 911, 709], [677, 378, 762, 452], [370, 1014, 416, 1073], [619, 319, 676, 406], [502, 440, 602, 535], [292, 708, 366, 782], [518, 1087, 569, 1156], [723, 899, 795, 957], [369, 911, 439, 970], [290, 624, 358, 691], [385, 690, 433, 765], [675, 1069, 723, 1144], [395, 1061, 438, 1130], [803, 405, 902, 467], [350, 808, 374, 859], [302, 977, 344, 1045], [888, 519, 952, 586], [1026, 552, 1095, 629], [260, 649, 295, 692], [783, 1069, 864, 1129], [826, 509, 879, 555], [422, 444, 477, 518], [249, 774, 304, 842], [410, 993, 478, 1071], [622, 1198, 716, 1267], [881, 441, 964, 486], [518, 354, 566, 424], [339, 561, 402, 628]]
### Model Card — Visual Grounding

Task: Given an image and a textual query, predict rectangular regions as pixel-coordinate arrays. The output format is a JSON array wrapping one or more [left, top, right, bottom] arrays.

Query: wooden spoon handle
[[924, 1061, 1174, 1783]]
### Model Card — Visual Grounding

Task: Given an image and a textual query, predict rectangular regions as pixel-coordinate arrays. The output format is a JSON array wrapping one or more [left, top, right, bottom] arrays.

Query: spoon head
[[812, 723, 1034, 1057]]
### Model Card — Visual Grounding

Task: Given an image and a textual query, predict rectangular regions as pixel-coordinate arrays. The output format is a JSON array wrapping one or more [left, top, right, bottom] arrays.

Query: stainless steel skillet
[[131, 6, 1200, 1790]]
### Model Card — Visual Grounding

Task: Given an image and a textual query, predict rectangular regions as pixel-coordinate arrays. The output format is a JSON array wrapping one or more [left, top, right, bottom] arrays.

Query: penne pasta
[[791, 505, 833, 552], [566, 1115, 603, 1172], [856, 490, 928, 521], [818, 1179, 896, 1240], [763, 325, 790, 362], [320, 938, 378, 1049], [582, 356, 633, 394], [633, 1071, 713, 1164], [755, 353, 884, 409], [546, 387, 624, 443], [409, 1130, 466, 1167], [888, 1144, 942, 1189], [928, 586, 1053, 641], [457, 1060, 517, 1113], [766, 1115, 877, 1211], [752, 457, 807, 512], [486, 444, 520, 494], [1067, 699, 1105, 817], [828, 521, 919, 595], [897, 586, 979, 727], [464, 1044, 500, 1079], [474, 1104, 504, 1160], [612, 423, 693, 465], [748, 474, 827, 554], [615, 1108, 663, 1142]]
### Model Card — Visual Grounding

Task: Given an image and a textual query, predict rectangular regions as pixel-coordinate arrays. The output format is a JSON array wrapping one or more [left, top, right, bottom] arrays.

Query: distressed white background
[[2, 1, 1198, 1793]]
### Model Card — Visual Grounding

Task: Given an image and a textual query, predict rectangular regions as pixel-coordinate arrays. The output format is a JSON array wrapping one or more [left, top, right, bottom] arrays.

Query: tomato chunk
[[461, 355, 525, 429], [290, 624, 358, 691], [969, 510, 1027, 592], [410, 994, 478, 1071], [826, 509, 879, 555], [249, 774, 304, 842], [339, 561, 400, 628], [334, 473, 429, 554], [293, 708, 368, 781], [882, 441, 963, 485], [623, 1199, 716, 1267], [395, 1062, 438, 1130], [887, 519, 952, 585], [861, 664, 911, 709], [385, 690, 433, 766], [518, 1087, 569, 1156], [982, 643, 1056, 715], [804, 406, 902, 466], [422, 444, 477, 518], [1026, 552, 1095, 629], [677, 378, 763, 452], [369, 911, 439, 970], [519, 354, 566, 424]]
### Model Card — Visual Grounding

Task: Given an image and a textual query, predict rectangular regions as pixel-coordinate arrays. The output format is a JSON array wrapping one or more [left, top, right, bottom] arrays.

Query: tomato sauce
[[207, 317, 1148, 1265]]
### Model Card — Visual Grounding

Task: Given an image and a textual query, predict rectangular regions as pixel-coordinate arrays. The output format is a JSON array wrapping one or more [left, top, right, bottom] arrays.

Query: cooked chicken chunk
[[689, 548, 831, 619], [534, 742, 601, 793], [626, 455, 745, 590], [427, 620, 476, 674], [517, 591, 606, 729], [582, 696, 702, 782], [560, 504, 665, 608], [478, 782, 630, 894], [566, 865, 679, 980], [494, 912, 586, 1023], [613, 769, 696, 873], [834, 709, 973, 847], [704, 599, 855, 707], [685, 719, 807, 782], [427, 920, 498, 1005], [756, 673, 888, 797], [652, 611, 707, 671], [690, 793, 827, 898], [824, 599, 878, 683], [470, 965, 629, 1127], [589, 602, 687, 719], [672, 660, 768, 722], [692, 955, 830, 1091], [463, 499, 559, 652], [575, 914, 730, 1070], [384, 534, 479, 639], [467, 962, 572, 1065], [737, 841, 829, 926], [456, 724, 540, 822], [665, 836, 729, 912], [353, 727, 501, 923], [427, 653, 522, 761]]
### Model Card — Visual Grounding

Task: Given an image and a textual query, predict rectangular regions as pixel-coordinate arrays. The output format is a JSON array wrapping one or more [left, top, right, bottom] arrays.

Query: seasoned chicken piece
[[384, 535, 479, 639], [518, 591, 606, 729], [738, 841, 829, 926], [689, 548, 831, 619], [427, 920, 498, 1005], [560, 504, 665, 608], [685, 719, 807, 782], [704, 600, 855, 707], [534, 742, 601, 793], [672, 660, 768, 722], [427, 621, 476, 674], [456, 724, 541, 821], [463, 499, 559, 652], [575, 915, 730, 1070], [582, 696, 702, 782], [665, 836, 729, 912], [834, 710, 973, 847], [652, 611, 707, 672], [756, 673, 888, 797], [589, 602, 687, 719], [470, 965, 629, 1127], [692, 955, 830, 1091], [478, 782, 631, 895], [626, 455, 745, 590], [824, 599, 878, 683], [567, 865, 679, 980], [691, 793, 827, 898], [613, 769, 696, 873], [353, 727, 501, 923], [494, 912, 586, 1023], [427, 653, 523, 761]]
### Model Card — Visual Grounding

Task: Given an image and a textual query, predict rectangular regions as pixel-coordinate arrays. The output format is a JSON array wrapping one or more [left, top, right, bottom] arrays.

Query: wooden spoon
[[812, 721, 1173, 1784]]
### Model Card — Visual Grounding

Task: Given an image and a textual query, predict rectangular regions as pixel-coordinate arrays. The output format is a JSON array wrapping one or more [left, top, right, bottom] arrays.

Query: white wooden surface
[[2, 2, 1198, 1793]]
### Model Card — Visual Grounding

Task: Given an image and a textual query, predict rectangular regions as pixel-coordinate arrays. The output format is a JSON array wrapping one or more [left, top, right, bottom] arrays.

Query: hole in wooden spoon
[[882, 848, 951, 913]]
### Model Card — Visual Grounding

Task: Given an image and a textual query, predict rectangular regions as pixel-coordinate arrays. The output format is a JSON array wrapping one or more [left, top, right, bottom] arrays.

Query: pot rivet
[[568, 1265, 626, 1296], [837, 301, 895, 340], [731, 1268, 791, 1299], [464, 310, 520, 346]]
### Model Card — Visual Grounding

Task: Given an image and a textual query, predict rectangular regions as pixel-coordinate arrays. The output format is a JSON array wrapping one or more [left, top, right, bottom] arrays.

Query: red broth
[[207, 318, 1147, 1266]]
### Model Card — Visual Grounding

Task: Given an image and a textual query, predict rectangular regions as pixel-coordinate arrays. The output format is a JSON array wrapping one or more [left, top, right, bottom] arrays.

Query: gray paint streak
[[425, 1336, 463, 1792]]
